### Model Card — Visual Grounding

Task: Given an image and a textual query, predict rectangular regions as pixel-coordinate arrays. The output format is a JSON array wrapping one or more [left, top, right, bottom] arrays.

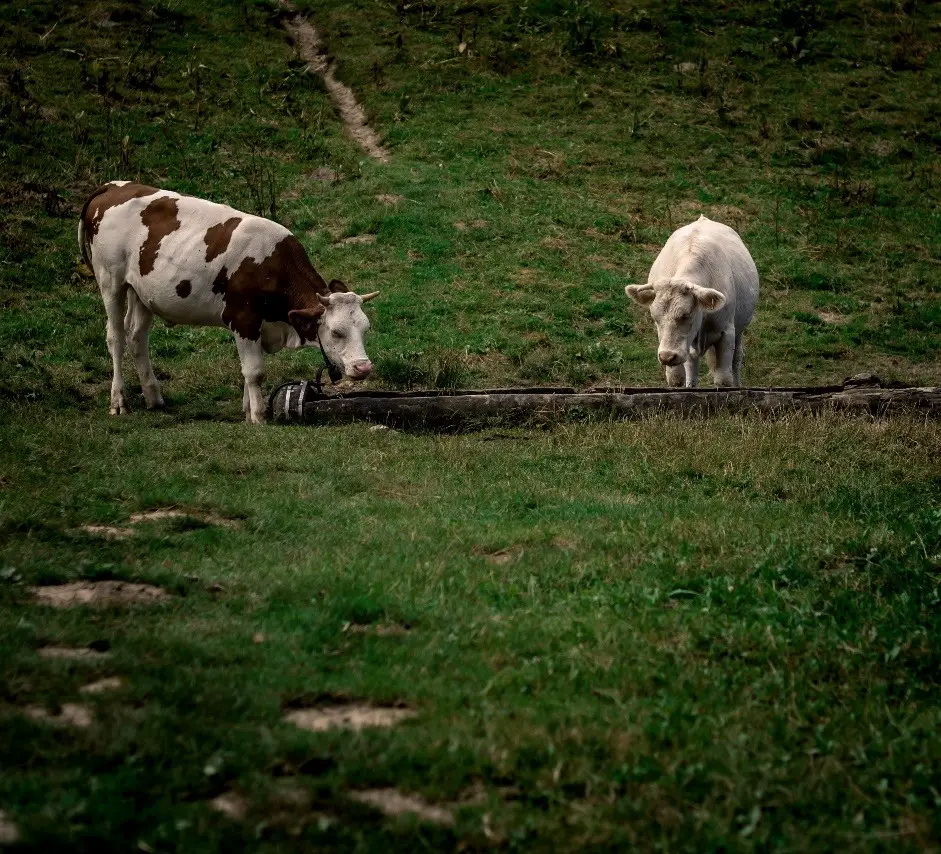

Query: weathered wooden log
[[267, 379, 941, 428]]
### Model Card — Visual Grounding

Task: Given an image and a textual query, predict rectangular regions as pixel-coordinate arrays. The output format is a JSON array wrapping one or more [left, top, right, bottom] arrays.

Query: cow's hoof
[[109, 406, 126, 416], [146, 400, 166, 411]]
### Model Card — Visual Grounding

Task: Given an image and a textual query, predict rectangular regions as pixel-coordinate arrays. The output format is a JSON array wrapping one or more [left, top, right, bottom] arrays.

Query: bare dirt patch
[[37, 645, 109, 660], [375, 194, 403, 204], [80, 524, 135, 539], [310, 166, 338, 182], [128, 508, 241, 528], [473, 545, 522, 565], [350, 789, 453, 826], [332, 234, 376, 247], [208, 791, 249, 821], [31, 581, 171, 608], [280, 2, 390, 163], [818, 311, 851, 325], [0, 810, 19, 845], [284, 700, 415, 733], [80, 677, 124, 694], [343, 622, 411, 637], [24, 703, 92, 728]]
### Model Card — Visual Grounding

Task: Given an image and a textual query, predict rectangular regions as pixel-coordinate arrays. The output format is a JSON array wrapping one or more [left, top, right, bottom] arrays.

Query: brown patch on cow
[[350, 789, 453, 827], [212, 267, 229, 296], [82, 182, 159, 241], [80, 677, 125, 694], [223, 235, 328, 341], [284, 700, 415, 733], [31, 581, 171, 608], [176, 279, 192, 298], [37, 645, 109, 660], [204, 217, 242, 262], [24, 703, 93, 728], [79, 524, 135, 539], [139, 196, 181, 276], [0, 810, 19, 845]]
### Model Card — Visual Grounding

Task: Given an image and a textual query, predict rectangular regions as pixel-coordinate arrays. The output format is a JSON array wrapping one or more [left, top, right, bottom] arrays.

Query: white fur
[[625, 216, 759, 387]]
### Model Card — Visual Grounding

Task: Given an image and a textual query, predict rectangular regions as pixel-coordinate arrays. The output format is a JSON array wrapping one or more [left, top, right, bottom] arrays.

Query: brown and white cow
[[78, 181, 377, 423]]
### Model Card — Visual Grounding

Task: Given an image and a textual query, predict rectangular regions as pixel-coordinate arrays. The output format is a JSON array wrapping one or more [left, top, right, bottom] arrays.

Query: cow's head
[[625, 278, 725, 381], [288, 280, 378, 381]]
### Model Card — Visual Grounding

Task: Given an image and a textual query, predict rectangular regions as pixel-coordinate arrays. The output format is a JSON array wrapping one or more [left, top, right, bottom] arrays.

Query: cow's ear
[[690, 285, 726, 312], [625, 284, 656, 306], [288, 306, 325, 338], [328, 279, 349, 293]]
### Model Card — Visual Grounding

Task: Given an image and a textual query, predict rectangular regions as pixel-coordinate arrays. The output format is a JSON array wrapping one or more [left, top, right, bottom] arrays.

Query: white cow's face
[[625, 279, 725, 369], [288, 285, 378, 380], [318, 292, 376, 380]]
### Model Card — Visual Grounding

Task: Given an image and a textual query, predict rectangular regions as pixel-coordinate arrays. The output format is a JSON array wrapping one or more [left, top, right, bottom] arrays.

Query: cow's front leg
[[235, 336, 266, 424], [102, 284, 129, 415], [710, 327, 736, 387], [684, 353, 700, 388]]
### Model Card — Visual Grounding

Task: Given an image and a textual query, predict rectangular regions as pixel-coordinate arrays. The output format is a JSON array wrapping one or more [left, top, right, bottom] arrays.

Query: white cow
[[78, 181, 378, 423], [625, 215, 759, 387]]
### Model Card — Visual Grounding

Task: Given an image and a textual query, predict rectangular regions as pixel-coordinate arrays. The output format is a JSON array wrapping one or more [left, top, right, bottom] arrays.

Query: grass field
[[1, 0, 940, 850]]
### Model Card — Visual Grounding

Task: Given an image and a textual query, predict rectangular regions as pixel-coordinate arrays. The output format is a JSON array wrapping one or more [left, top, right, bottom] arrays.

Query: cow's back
[[650, 216, 758, 330], [82, 182, 291, 328]]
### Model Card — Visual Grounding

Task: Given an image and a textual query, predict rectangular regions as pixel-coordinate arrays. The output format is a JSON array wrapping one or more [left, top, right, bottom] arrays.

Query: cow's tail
[[77, 184, 112, 269]]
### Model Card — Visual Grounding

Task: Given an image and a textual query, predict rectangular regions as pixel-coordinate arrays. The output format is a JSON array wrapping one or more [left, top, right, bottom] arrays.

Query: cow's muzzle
[[347, 359, 373, 380], [658, 350, 684, 367]]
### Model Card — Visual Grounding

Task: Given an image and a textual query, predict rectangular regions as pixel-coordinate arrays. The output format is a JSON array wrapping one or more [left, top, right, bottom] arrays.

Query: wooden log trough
[[267, 374, 941, 429]]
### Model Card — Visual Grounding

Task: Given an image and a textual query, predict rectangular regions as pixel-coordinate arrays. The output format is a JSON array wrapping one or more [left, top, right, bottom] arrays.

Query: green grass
[[1, 0, 940, 849]]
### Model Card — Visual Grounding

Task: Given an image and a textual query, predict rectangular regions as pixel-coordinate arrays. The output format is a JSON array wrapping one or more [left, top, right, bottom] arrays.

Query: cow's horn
[[360, 291, 380, 303]]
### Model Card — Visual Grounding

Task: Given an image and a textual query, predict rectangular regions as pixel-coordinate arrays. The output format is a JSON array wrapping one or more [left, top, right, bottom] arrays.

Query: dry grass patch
[[342, 622, 411, 637], [0, 810, 19, 845], [24, 703, 92, 728], [284, 700, 416, 733], [473, 544, 522, 565], [79, 524, 135, 540], [80, 677, 124, 695], [37, 645, 109, 660], [31, 581, 171, 608], [350, 789, 453, 826], [128, 508, 241, 528], [332, 234, 376, 247], [208, 791, 249, 821]]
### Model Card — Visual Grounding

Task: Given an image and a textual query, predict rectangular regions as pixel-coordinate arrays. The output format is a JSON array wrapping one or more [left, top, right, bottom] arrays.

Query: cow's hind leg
[[234, 336, 266, 424], [732, 331, 745, 387], [99, 275, 129, 415], [125, 290, 164, 410]]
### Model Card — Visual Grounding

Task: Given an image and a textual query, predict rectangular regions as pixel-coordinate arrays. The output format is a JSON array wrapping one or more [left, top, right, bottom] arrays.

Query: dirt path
[[280, 1, 390, 164]]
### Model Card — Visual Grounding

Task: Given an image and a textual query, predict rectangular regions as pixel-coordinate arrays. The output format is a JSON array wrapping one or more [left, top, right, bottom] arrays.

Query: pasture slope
[[1, 0, 940, 850]]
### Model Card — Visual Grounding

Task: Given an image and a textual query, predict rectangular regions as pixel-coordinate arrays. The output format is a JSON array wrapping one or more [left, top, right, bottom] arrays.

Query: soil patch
[[0, 810, 19, 845], [208, 791, 249, 821], [80, 677, 124, 694], [473, 545, 522, 565], [332, 234, 376, 247], [24, 703, 92, 728], [343, 622, 411, 637], [350, 789, 453, 826], [818, 311, 850, 325], [31, 581, 171, 608], [128, 508, 241, 528], [280, 2, 390, 163], [80, 524, 135, 539], [375, 194, 403, 204], [284, 701, 415, 733], [37, 645, 109, 660]]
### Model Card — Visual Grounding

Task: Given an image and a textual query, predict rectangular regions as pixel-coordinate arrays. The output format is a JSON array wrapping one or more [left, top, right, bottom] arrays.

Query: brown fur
[[82, 182, 159, 241], [139, 197, 181, 276], [213, 235, 330, 341], [175, 280, 192, 298], [204, 217, 242, 262]]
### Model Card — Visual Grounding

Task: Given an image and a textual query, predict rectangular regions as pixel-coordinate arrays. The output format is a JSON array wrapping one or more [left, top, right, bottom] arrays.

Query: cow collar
[[316, 330, 343, 388]]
